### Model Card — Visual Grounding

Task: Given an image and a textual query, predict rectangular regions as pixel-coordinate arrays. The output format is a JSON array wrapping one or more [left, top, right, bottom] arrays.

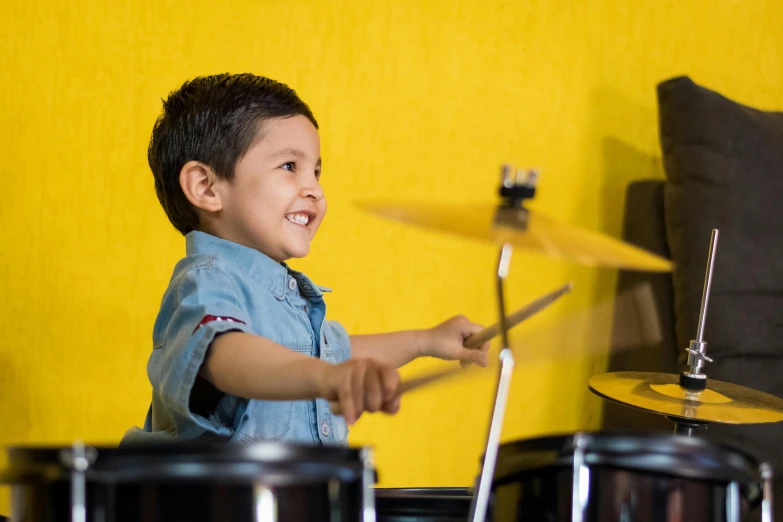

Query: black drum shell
[[490, 432, 764, 522], [1, 442, 367, 522], [375, 488, 477, 522]]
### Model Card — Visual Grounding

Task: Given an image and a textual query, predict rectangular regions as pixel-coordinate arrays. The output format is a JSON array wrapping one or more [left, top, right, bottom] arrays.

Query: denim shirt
[[121, 231, 351, 447]]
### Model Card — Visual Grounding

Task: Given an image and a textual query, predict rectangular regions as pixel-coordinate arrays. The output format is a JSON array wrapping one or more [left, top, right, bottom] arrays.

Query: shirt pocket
[[235, 341, 312, 443], [320, 323, 346, 363], [235, 400, 294, 443]]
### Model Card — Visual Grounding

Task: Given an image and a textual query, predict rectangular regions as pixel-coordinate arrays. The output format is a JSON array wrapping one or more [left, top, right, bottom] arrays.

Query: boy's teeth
[[286, 213, 309, 225]]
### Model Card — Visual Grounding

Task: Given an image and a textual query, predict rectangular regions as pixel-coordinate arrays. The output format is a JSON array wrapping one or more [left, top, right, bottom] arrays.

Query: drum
[[0, 441, 375, 522], [375, 488, 475, 521], [489, 432, 768, 522]]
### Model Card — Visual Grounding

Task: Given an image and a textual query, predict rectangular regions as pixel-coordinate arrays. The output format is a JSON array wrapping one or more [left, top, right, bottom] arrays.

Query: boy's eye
[[281, 162, 295, 172], [315, 169, 321, 181]]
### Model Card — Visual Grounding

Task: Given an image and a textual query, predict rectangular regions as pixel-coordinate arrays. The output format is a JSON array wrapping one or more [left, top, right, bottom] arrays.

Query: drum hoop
[[2, 443, 367, 485], [374, 487, 475, 516], [6, 441, 362, 461], [374, 487, 473, 499], [493, 432, 763, 485]]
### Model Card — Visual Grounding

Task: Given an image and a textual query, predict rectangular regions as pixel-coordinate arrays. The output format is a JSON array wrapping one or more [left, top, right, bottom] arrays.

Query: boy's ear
[[180, 161, 223, 212]]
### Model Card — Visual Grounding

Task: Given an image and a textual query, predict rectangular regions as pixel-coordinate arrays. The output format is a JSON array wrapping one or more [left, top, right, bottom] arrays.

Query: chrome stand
[[670, 229, 774, 522], [677, 230, 718, 397], [666, 229, 718, 437], [469, 166, 537, 522], [673, 229, 719, 438], [669, 417, 707, 437], [468, 244, 515, 522]]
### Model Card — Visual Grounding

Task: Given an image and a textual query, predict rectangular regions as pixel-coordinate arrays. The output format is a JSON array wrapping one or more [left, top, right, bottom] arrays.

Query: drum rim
[[6, 440, 363, 460], [374, 487, 473, 499], [1, 441, 367, 484], [374, 487, 474, 516], [493, 431, 764, 485]]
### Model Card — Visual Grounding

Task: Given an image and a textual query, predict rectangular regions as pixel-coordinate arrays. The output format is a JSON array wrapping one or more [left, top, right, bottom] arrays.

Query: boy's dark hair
[[148, 73, 318, 235]]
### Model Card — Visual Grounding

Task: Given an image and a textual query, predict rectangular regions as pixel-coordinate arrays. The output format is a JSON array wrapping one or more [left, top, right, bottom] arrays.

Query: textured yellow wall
[[2, 0, 783, 514]]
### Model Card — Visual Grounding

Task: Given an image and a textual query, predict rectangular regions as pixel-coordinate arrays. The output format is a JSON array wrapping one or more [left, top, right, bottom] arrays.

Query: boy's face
[[214, 115, 325, 262]]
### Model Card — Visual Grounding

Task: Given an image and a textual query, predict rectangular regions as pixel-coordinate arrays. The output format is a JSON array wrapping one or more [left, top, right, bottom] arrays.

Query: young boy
[[122, 73, 490, 447]]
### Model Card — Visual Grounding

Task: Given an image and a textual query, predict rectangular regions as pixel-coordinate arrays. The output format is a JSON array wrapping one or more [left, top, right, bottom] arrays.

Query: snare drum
[[375, 487, 475, 521], [490, 432, 767, 522], [1, 441, 375, 522]]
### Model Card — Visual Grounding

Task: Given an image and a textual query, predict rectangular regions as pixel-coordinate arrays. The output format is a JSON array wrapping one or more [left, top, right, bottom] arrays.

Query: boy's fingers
[[457, 345, 487, 368], [383, 395, 401, 415], [338, 384, 356, 425], [380, 366, 400, 402], [474, 345, 489, 366], [465, 321, 484, 336], [365, 367, 383, 413], [351, 363, 367, 416]]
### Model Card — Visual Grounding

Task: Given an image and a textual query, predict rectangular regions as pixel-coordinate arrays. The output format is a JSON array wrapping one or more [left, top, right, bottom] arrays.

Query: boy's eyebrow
[[270, 147, 308, 159], [272, 147, 307, 158]]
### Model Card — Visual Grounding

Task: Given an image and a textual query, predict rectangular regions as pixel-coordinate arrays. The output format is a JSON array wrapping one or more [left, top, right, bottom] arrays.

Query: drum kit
[[3, 165, 783, 522]]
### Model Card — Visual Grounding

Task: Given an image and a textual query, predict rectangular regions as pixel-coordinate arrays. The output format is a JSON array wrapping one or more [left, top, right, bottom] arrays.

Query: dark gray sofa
[[602, 76, 783, 520]]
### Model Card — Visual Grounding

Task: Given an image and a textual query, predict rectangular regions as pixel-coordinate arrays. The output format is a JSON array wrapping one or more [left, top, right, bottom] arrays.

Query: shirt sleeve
[[148, 266, 253, 438]]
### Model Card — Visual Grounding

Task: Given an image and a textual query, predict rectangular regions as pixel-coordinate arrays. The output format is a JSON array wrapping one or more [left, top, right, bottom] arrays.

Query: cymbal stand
[[468, 166, 537, 522], [672, 229, 719, 437], [668, 416, 708, 437]]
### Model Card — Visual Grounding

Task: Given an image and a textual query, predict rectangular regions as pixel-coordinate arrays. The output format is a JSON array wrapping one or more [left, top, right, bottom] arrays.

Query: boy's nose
[[301, 174, 324, 201]]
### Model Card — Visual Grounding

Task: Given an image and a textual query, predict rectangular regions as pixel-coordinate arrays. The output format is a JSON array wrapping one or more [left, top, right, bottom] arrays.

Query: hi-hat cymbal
[[589, 371, 783, 424], [355, 201, 673, 272]]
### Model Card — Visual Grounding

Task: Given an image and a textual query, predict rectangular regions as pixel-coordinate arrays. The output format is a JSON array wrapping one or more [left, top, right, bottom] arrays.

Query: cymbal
[[355, 201, 673, 272], [588, 371, 783, 424]]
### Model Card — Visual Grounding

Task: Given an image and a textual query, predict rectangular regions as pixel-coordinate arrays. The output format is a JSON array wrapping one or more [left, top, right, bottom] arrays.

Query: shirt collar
[[185, 231, 329, 300]]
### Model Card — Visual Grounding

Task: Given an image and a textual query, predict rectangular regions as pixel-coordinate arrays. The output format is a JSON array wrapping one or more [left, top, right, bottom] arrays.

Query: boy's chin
[[284, 243, 311, 259]]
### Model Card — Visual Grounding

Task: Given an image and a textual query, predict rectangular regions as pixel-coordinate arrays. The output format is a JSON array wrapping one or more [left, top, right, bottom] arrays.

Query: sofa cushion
[[658, 76, 783, 362]]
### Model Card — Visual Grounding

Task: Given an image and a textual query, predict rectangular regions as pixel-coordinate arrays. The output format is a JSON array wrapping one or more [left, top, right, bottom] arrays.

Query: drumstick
[[462, 281, 573, 349], [330, 281, 573, 415]]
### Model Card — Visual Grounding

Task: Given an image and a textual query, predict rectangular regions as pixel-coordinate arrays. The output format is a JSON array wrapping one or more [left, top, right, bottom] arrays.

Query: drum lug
[[58, 441, 96, 522], [571, 433, 589, 522], [761, 462, 774, 522], [361, 447, 377, 522], [727, 481, 741, 522]]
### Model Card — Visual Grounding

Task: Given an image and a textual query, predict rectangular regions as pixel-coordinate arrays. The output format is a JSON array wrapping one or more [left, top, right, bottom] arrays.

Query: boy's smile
[[209, 115, 326, 262]]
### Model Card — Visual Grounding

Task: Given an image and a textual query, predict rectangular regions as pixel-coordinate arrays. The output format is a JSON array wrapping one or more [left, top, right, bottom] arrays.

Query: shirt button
[[288, 278, 297, 291], [321, 421, 331, 437]]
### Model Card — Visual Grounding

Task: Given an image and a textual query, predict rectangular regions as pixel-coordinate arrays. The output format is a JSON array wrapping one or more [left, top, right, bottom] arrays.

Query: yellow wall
[[2, 0, 782, 513]]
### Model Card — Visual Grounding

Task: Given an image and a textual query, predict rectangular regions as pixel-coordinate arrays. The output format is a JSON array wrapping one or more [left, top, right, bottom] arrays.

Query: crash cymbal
[[355, 201, 673, 272], [588, 371, 783, 424]]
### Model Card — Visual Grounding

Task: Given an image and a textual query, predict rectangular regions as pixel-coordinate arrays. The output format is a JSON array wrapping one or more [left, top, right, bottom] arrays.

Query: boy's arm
[[200, 332, 400, 424], [200, 332, 330, 400], [349, 331, 426, 368], [350, 315, 491, 368]]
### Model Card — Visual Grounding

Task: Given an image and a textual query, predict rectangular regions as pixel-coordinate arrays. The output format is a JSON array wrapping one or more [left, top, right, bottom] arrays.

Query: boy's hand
[[319, 359, 401, 425], [420, 315, 490, 368]]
